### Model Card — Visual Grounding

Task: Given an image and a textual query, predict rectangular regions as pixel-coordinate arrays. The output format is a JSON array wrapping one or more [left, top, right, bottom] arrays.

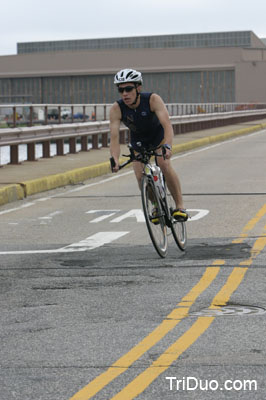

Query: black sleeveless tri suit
[[117, 93, 164, 150]]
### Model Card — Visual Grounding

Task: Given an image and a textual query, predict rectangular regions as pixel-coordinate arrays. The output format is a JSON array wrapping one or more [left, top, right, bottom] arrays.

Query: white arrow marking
[[111, 209, 145, 223], [0, 231, 129, 255], [62, 231, 128, 252], [87, 210, 120, 223], [188, 209, 209, 221]]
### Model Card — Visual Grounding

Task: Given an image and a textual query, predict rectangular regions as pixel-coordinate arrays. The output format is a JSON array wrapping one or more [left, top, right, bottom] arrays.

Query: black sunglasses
[[118, 86, 135, 93]]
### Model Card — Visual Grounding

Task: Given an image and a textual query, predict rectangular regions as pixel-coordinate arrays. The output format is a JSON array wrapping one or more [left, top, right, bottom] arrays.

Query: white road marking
[[0, 231, 129, 255], [61, 231, 129, 252], [86, 209, 209, 223], [36, 197, 51, 202], [189, 209, 209, 221], [39, 211, 63, 220], [111, 209, 145, 223], [66, 170, 133, 194], [0, 202, 35, 215], [86, 210, 120, 223]]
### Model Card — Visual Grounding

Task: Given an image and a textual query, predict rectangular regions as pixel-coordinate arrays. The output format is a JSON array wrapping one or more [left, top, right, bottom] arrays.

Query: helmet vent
[[126, 70, 133, 79]]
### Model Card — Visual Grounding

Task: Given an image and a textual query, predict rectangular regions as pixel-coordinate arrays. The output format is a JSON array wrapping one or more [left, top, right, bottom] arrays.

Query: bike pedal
[[172, 209, 188, 222]]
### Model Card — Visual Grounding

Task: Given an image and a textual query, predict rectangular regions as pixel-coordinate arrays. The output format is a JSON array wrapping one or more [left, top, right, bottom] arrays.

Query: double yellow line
[[70, 204, 266, 400], [70, 263, 221, 400]]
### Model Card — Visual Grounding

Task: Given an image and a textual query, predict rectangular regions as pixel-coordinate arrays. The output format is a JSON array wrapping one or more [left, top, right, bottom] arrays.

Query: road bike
[[110, 144, 187, 258]]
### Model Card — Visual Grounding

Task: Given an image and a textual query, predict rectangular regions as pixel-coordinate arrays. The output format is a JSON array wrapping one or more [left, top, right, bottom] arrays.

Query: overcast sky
[[1, 0, 266, 56]]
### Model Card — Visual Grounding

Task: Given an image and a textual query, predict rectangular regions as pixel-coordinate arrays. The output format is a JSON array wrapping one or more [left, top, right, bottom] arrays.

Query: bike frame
[[110, 144, 187, 256], [142, 157, 172, 227]]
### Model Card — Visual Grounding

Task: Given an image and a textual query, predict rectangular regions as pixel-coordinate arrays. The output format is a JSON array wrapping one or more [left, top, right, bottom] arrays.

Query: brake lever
[[109, 156, 116, 172], [161, 146, 167, 160]]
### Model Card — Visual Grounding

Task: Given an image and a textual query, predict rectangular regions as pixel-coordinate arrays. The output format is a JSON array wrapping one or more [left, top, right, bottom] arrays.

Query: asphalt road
[[1, 129, 266, 399]]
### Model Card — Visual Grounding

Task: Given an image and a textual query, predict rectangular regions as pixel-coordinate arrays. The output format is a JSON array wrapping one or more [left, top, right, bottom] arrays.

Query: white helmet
[[114, 68, 143, 85]]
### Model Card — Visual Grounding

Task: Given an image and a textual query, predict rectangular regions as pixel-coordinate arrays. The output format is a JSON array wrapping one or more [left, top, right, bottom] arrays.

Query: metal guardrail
[[1, 102, 266, 128], [0, 104, 109, 128], [1, 108, 266, 165]]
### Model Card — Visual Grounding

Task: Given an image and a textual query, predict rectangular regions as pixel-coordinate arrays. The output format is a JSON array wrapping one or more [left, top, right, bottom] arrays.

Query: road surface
[[0, 129, 266, 399]]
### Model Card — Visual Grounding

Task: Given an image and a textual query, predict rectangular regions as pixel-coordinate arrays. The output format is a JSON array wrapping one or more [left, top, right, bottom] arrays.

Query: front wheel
[[166, 188, 187, 251], [141, 175, 167, 258], [171, 219, 187, 251]]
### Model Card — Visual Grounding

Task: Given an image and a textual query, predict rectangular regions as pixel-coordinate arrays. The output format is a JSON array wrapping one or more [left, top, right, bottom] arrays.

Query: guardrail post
[[13, 106, 16, 128], [58, 106, 61, 125], [10, 145, 19, 164], [81, 136, 88, 151], [119, 130, 126, 144], [92, 134, 99, 149], [29, 106, 33, 127], [71, 106, 74, 123], [172, 124, 177, 135], [42, 141, 51, 158], [44, 106, 48, 125], [102, 133, 108, 147], [27, 143, 36, 161], [69, 137, 76, 153], [56, 139, 64, 155]]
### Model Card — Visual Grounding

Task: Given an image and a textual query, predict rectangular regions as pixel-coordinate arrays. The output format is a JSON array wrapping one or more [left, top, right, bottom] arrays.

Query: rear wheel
[[141, 175, 167, 258]]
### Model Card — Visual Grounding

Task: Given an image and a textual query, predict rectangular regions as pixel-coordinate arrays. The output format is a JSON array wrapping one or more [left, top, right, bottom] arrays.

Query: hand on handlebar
[[110, 156, 120, 173], [162, 144, 172, 160], [164, 148, 172, 160], [109, 144, 171, 173]]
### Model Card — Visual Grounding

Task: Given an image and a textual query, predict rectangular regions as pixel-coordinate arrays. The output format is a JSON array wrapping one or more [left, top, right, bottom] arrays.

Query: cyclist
[[110, 68, 188, 222]]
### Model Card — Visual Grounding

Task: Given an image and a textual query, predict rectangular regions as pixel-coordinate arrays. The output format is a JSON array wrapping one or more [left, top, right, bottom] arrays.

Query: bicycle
[[110, 143, 187, 258]]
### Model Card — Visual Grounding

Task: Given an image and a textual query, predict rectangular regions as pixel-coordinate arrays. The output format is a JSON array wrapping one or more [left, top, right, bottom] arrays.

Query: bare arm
[[150, 93, 174, 158], [109, 102, 122, 172]]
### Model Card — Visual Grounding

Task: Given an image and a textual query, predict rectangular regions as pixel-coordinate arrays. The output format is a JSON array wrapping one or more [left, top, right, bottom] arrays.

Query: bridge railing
[[1, 102, 266, 128], [1, 108, 266, 165]]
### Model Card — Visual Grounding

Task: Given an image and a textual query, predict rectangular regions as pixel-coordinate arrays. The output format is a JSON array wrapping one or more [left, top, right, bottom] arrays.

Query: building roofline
[[17, 30, 255, 45]]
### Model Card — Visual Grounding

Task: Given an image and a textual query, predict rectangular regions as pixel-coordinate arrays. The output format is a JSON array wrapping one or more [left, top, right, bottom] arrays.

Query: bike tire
[[141, 175, 167, 258], [171, 219, 187, 251], [166, 188, 187, 251]]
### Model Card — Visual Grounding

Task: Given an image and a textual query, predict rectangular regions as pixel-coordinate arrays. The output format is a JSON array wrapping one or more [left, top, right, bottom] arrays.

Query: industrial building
[[0, 31, 266, 104]]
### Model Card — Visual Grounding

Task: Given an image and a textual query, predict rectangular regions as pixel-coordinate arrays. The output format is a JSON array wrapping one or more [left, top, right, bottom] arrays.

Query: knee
[[158, 159, 170, 175], [133, 169, 143, 189]]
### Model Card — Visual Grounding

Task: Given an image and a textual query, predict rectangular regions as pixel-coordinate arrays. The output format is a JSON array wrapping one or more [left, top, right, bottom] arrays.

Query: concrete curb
[[1, 122, 265, 207], [21, 161, 113, 197], [0, 184, 24, 206]]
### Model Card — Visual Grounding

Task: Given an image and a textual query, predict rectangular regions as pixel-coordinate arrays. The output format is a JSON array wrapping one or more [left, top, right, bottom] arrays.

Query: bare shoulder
[[150, 93, 165, 112], [110, 102, 122, 121]]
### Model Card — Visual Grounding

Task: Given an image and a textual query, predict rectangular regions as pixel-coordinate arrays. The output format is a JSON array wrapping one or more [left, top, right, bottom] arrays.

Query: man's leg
[[157, 157, 184, 209], [132, 160, 143, 189], [133, 160, 160, 224]]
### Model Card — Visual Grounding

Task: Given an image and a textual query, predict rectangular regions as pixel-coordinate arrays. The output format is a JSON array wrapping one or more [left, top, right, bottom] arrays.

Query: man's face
[[117, 83, 137, 106]]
